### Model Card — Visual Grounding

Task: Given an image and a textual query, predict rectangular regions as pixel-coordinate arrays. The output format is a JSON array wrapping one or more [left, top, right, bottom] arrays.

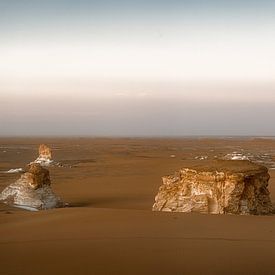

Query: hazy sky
[[1, 0, 275, 136]]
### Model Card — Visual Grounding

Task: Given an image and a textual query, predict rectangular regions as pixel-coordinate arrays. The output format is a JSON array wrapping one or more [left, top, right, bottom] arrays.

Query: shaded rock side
[[0, 163, 64, 210], [152, 160, 274, 215]]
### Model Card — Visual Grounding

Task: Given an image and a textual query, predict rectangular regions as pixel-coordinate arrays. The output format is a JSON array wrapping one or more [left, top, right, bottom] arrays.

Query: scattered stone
[[0, 163, 65, 210], [152, 160, 274, 215], [195, 156, 208, 160], [222, 151, 275, 169], [3, 168, 24, 174], [223, 152, 249, 160]]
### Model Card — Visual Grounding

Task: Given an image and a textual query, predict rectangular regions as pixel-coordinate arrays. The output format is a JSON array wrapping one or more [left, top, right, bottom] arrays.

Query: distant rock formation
[[153, 160, 274, 215], [39, 144, 52, 159], [33, 144, 53, 166], [0, 163, 64, 211], [223, 152, 249, 160]]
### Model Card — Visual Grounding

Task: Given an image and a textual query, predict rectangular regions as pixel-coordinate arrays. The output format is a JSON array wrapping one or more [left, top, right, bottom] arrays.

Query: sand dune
[[1, 138, 275, 274]]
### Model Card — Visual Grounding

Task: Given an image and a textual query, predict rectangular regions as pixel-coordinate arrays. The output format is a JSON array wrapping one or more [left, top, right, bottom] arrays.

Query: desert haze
[[1, 0, 275, 274], [1, 137, 275, 274]]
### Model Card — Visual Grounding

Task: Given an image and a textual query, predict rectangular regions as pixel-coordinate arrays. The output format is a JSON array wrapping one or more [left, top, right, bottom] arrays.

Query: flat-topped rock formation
[[33, 144, 53, 166], [0, 163, 64, 211], [153, 160, 274, 215]]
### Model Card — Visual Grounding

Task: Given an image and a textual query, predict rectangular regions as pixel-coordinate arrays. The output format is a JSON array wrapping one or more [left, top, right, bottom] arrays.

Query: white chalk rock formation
[[223, 152, 249, 160], [153, 160, 274, 215], [4, 168, 24, 174], [0, 163, 64, 211], [33, 144, 53, 166]]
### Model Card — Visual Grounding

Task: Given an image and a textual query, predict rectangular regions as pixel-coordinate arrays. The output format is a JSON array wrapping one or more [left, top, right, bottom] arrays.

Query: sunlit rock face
[[33, 144, 53, 166], [0, 163, 64, 211], [153, 160, 273, 215]]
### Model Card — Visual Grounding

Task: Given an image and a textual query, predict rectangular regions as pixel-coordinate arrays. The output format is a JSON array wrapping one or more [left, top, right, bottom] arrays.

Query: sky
[[0, 0, 275, 136]]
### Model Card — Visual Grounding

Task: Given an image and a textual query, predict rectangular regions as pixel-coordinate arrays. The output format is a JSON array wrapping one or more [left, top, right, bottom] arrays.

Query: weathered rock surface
[[33, 144, 53, 166], [153, 160, 274, 215], [0, 163, 64, 211], [39, 144, 52, 159]]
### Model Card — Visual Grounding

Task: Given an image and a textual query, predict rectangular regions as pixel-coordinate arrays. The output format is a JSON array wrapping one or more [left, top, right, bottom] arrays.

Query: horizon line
[[1, 135, 275, 139]]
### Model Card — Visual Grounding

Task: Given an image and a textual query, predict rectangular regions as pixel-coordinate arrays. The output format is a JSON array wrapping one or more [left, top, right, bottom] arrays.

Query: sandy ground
[[1, 137, 275, 275]]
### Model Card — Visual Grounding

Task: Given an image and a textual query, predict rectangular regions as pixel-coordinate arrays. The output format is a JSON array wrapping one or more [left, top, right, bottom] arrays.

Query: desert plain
[[1, 137, 275, 274]]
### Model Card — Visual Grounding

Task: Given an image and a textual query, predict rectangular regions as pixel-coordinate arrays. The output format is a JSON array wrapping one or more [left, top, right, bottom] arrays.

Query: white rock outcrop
[[153, 160, 274, 215], [33, 144, 53, 166], [0, 163, 64, 211]]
